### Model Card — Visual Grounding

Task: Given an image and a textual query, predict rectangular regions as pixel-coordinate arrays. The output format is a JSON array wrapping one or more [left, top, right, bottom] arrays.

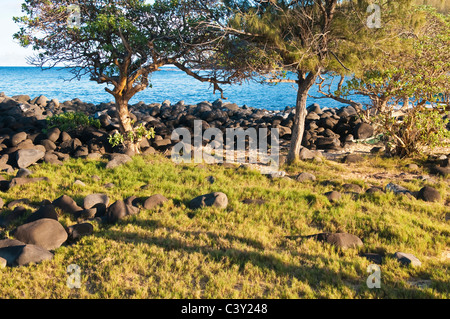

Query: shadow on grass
[[95, 224, 441, 298]]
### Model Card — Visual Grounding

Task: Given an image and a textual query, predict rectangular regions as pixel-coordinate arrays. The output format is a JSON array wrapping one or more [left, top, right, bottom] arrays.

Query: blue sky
[[0, 0, 34, 66]]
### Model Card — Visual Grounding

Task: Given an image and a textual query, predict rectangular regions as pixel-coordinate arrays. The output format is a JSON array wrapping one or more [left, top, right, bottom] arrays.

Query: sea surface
[[0, 66, 369, 110]]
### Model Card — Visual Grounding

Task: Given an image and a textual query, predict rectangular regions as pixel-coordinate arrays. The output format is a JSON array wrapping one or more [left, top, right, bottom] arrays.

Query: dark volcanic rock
[[13, 218, 68, 250], [107, 200, 139, 224], [66, 222, 94, 242], [52, 195, 83, 215], [0, 239, 53, 267], [189, 192, 228, 209], [417, 186, 441, 202], [353, 123, 374, 140], [143, 194, 168, 210], [16, 148, 45, 168], [25, 204, 58, 223], [83, 193, 109, 210]]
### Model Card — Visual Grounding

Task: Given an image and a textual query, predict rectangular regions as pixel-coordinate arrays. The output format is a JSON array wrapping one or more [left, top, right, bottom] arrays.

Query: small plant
[[46, 112, 101, 132], [108, 124, 156, 149]]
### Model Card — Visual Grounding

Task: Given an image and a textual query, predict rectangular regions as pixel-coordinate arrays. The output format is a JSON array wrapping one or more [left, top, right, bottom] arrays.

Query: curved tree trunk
[[115, 95, 140, 155], [287, 69, 321, 164]]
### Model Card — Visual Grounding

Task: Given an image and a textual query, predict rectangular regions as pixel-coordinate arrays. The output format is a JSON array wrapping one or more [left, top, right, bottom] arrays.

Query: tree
[[318, 5, 450, 157], [209, 0, 414, 163], [14, 0, 231, 153]]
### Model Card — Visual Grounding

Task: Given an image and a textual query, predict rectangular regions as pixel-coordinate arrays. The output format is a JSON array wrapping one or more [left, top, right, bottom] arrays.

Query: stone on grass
[[143, 194, 168, 210], [16, 168, 32, 178], [13, 218, 68, 250], [324, 191, 341, 203], [325, 233, 364, 249], [66, 223, 94, 242], [105, 153, 132, 169], [107, 200, 139, 224], [83, 193, 109, 209], [52, 195, 83, 215], [342, 183, 363, 194], [394, 252, 421, 267], [16, 149, 45, 168], [0, 240, 53, 267], [343, 154, 364, 164], [8, 177, 49, 190], [25, 204, 58, 223], [189, 192, 228, 209], [417, 186, 441, 202], [296, 172, 316, 183]]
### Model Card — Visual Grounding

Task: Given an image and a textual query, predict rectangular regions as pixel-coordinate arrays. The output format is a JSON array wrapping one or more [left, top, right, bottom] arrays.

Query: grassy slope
[[0, 153, 448, 299]]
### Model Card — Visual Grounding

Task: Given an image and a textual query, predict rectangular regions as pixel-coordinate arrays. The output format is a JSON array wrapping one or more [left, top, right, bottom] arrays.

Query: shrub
[[46, 112, 101, 132]]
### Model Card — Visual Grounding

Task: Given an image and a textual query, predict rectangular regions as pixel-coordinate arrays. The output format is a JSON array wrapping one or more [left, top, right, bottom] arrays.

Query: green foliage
[[108, 124, 155, 147], [46, 112, 101, 132]]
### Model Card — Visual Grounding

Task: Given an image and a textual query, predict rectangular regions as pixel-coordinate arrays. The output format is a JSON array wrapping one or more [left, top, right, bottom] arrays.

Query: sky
[[0, 0, 34, 66]]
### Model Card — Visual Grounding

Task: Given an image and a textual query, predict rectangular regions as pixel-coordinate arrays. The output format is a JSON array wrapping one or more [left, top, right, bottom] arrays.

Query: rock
[[52, 195, 83, 215], [0, 241, 53, 267], [8, 177, 49, 190], [13, 218, 68, 250], [105, 153, 132, 169], [11, 132, 27, 147], [143, 194, 168, 210], [353, 123, 374, 140], [324, 191, 342, 203], [394, 252, 421, 267], [370, 146, 385, 154], [430, 166, 450, 177], [16, 148, 45, 168], [0, 256, 6, 268], [342, 183, 363, 193], [361, 253, 383, 265], [385, 183, 411, 195], [326, 233, 364, 249], [25, 204, 58, 223], [107, 200, 139, 224], [40, 139, 57, 152], [308, 232, 363, 249], [46, 127, 61, 143], [189, 192, 228, 209], [66, 223, 94, 242], [0, 197, 3, 209], [417, 186, 441, 202], [83, 194, 109, 210], [73, 180, 86, 187], [366, 187, 384, 194], [16, 167, 32, 178], [296, 172, 316, 182], [43, 152, 63, 166], [343, 154, 364, 163], [406, 163, 419, 170], [34, 95, 49, 106]]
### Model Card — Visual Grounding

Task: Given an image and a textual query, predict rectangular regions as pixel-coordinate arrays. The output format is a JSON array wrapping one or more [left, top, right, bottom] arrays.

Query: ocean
[[0, 66, 369, 110]]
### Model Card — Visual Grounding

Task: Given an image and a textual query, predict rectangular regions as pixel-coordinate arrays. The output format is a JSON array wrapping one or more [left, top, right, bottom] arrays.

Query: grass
[[0, 153, 449, 299]]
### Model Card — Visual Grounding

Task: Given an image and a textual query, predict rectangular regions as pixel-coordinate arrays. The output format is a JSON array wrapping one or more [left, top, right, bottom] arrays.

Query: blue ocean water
[[0, 66, 368, 110]]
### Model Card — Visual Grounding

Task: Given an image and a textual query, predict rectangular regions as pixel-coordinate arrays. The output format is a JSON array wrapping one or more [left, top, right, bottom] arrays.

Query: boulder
[[325, 233, 364, 249], [417, 186, 441, 202], [83, 193, 109, 210], [296, 172, 316, 183], [324, 191, 342, 203], [16, 148, 45, 168], [189, 192, 228, 209], [0, 239, 53, 267], [66, 222, 94, 242], [25, 204, 58, 223], [52, 195, 83, 215], [107, 200, 139, 224], [143, 194, 168, 210], [394, 252, 421, 267], [11, 132, 27, 147], [105, 153, 132, 169], [46, 127, 61, 143], [13, 218, 68, 250], [343, 154, 364, 163], [353, 123, 374, 140]]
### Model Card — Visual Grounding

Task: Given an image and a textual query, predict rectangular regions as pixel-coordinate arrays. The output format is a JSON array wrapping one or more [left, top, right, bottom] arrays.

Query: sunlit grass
[[0, 153, 448, 298]]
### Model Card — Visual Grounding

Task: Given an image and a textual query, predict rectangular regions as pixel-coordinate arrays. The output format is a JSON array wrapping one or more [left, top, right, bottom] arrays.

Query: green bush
[[46, 112, 101, 132]]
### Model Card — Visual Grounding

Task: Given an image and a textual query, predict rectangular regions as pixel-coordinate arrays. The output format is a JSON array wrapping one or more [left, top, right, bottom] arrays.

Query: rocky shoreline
[[0, 92, 448, 268], [0, 92, 449, 172]]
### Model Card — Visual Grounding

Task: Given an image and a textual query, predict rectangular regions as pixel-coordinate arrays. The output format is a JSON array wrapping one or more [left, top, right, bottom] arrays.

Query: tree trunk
[[287, 69, 321, 164], [115, 95, 140, 154]]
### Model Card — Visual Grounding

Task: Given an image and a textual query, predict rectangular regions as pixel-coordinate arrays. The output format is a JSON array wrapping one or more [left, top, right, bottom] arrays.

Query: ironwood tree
[[211, 0, 414, 163]]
